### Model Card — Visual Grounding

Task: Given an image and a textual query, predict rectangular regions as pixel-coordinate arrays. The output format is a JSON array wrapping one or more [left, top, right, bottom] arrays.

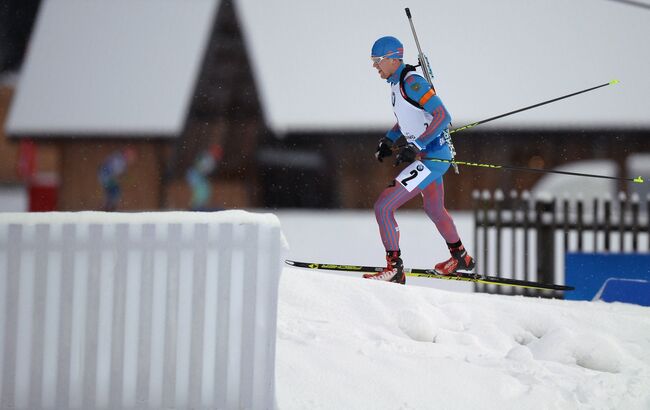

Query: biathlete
[[363, 36, 475, 285]]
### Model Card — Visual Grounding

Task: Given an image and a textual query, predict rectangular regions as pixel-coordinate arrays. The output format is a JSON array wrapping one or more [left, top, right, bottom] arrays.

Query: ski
[[285, 260, 574, 292]]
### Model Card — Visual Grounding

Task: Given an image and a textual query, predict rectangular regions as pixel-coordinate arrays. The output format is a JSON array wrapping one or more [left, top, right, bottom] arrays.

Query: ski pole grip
[[405, 8, 412, 18]]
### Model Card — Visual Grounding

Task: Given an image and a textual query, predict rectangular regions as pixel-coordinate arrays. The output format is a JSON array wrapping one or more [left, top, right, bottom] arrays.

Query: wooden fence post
[[535, 197, 555, 295]]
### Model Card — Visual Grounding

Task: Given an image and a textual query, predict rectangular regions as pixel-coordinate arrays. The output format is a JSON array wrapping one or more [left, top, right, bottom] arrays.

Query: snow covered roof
[[236, 0, 650, 134], [531, 159, 618, 203], [5, 0, 219, 137]]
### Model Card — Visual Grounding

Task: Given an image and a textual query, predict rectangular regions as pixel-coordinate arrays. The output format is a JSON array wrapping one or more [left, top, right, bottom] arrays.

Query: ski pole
[[450, 80, 620, 134], [421, 157, 644, 184]]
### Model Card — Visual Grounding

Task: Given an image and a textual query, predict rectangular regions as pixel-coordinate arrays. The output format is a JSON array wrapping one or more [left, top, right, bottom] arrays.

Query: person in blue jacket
[[98, 148, 136, 211], [186, 144, 223, 210], [363, 36, 475, 285]]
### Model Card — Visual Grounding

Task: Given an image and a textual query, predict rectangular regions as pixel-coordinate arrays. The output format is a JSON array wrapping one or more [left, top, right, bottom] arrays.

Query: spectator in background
[[186, 144, 223, 210], [98, 148, 137, 211]]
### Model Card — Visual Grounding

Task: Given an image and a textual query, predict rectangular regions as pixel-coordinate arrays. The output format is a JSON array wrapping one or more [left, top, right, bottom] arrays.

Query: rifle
[[405, 7, 459, 174]]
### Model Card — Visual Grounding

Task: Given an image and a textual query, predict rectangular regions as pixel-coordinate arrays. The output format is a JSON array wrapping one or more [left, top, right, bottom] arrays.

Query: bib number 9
[[396, 161, 431, 192]]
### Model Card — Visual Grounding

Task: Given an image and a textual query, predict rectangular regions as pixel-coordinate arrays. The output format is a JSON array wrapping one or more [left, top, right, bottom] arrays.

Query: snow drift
[[276, 268, 650, 409]]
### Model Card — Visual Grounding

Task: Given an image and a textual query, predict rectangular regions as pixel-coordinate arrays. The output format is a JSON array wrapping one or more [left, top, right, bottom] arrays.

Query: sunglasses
[[370, 52, 399, 65]]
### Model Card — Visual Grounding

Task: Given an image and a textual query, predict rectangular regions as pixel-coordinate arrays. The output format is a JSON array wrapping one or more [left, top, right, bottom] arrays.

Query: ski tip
[[633, 176, 644, 184], [609, 79, 620, 85]]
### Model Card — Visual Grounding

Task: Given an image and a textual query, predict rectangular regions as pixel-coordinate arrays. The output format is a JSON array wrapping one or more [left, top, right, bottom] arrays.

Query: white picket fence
[[0, 211, 284, 409]]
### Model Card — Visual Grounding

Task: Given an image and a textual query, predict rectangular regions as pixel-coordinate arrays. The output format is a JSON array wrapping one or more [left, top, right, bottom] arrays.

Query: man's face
[[372, 56, 400, 80]]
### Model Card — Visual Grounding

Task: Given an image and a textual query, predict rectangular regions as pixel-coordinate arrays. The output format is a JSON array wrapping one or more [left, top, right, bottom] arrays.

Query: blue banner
[[565, 253, 650, 304]]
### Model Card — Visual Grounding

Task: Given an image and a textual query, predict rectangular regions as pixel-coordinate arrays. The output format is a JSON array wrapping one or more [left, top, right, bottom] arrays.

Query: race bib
[[396, 161, 431, 192]]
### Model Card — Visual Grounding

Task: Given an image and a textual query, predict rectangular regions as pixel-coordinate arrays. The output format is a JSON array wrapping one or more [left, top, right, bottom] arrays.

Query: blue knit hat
[[371, 36, 404, 59]]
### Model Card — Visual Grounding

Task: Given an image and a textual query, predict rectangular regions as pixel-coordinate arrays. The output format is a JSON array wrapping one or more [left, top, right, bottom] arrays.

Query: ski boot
[[363, 250, 406, 284], [434, 242, 475, 276]]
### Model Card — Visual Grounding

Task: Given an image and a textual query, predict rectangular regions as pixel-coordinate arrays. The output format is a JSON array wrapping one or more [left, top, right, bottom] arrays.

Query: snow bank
[[276, 268, 650, 409]]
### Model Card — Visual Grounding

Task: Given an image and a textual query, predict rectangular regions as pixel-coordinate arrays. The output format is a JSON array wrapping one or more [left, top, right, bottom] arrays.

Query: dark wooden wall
[[270, 129, 650, 210]]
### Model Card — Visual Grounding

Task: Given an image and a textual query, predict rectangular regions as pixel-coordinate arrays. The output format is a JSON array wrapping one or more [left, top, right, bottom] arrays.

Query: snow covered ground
[[275, 267, 650, 410]]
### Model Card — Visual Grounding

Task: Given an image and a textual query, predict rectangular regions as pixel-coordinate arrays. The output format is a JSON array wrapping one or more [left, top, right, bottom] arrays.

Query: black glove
[[375, 137, 393, 162], [395, 143, 418, 166]]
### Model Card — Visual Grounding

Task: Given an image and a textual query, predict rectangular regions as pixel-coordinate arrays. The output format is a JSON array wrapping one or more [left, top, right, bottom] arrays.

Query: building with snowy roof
[[2, 0, 649, 210]]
